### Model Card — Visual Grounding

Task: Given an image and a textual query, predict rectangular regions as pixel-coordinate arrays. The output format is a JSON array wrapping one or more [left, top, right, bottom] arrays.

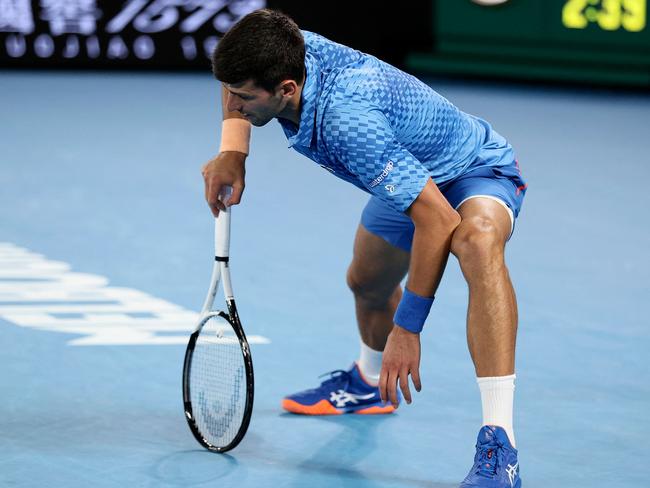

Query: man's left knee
[[450, 216, 506, 266]]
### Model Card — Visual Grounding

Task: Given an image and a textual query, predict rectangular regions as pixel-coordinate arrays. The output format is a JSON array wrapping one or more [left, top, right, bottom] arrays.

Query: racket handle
[[215, 186, 232, 258]]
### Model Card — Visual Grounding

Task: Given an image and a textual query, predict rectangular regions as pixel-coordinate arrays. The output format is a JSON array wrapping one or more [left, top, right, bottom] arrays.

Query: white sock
[[477, 374, 516, 448], [356, 340, 382, 386]]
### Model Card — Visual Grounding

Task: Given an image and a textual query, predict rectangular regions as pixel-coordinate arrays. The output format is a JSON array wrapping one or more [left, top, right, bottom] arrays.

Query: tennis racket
[[182, 187, 254, 453]]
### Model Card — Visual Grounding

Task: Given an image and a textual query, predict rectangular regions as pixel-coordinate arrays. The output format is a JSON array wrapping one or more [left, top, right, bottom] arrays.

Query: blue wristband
[[393, 288, 434, 333]]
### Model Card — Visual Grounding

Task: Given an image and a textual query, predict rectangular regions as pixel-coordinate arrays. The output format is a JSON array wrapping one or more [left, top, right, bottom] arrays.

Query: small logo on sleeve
[[369, 160, 394, 188], [385, 185, 395, 193]]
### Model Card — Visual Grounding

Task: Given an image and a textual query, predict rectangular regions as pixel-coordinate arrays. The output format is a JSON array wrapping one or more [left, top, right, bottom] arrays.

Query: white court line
[[0, 242, 270, 346]]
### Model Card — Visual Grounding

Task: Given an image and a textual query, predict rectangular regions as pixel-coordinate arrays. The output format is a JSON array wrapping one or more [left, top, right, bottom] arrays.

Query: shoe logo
[[506, 463, 519, 487], [329, 389, 375, 408]]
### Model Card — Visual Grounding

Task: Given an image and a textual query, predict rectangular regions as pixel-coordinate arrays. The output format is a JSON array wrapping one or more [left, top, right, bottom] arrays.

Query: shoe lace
[[474, 444, 502, 478], [318, 369, 351, 390]]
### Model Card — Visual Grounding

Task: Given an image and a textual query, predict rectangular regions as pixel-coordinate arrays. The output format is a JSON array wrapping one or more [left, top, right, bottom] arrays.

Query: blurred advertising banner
[[0, 0, 266, 68], [1, 1, 433, 69]]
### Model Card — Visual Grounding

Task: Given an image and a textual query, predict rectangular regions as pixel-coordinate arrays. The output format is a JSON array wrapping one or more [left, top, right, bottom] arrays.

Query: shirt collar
[[283, 53, 319, 149]]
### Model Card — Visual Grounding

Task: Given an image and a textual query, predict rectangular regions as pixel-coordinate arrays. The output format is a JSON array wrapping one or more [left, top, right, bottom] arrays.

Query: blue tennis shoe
[[460, 426, 521, 488], [282, 363, 397, 415]]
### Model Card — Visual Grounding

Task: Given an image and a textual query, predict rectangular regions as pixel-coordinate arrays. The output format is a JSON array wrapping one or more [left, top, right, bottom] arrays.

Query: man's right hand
[[201, 151, 247, 217]]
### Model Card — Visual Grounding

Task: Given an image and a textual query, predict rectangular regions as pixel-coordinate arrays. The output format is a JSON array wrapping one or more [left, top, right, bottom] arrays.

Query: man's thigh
[[360, 161, 527, 250], [349, 224, 410, 292], [442, 164, 526, 238]]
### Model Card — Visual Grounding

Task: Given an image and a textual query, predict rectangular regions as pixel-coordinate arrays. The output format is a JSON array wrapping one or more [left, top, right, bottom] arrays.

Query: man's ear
[[278, 79, 298, 98]]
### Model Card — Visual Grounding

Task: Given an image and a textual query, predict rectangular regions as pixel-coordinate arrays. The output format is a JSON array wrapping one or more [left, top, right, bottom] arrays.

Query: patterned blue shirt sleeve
[[323, 104, 431, 213]]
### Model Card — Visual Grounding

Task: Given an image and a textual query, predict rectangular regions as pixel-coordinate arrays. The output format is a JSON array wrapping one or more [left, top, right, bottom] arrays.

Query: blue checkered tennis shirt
[[278, 31, 515, 213]]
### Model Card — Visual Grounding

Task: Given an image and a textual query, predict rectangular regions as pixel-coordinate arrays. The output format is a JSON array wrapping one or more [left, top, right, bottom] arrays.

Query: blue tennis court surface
[[1, 71, 648, 487]]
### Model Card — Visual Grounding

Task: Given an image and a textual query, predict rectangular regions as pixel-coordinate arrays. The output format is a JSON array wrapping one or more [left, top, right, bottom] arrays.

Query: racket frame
[[182, 194, 254, 453]]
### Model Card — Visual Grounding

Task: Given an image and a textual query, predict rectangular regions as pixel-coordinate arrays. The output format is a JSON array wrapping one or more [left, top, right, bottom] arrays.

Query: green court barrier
[[407, 0, 650, 87]]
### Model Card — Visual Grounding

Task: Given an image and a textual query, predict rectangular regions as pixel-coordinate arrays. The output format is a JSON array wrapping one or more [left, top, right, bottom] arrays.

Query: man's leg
[[451, 197, 517, 379], [451, 197, 520, 455], [453, 197, 522, 487], [282, 223, 410, 415], [347, 224, 411, 352]]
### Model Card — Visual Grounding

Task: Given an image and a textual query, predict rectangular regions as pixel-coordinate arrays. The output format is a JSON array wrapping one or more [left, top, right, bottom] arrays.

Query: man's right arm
[[201, 84, 251, 217]]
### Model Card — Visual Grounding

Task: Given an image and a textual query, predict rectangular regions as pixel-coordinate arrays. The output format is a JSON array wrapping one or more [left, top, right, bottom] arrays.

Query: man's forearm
[[404, 179, 461, 298], [393, 217, 458, 334], [406, 220, 457, 299], [380, 191, 458, 403]]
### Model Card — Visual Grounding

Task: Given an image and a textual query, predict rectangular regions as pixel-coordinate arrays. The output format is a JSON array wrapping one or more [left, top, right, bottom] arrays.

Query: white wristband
[[219, 118, 251, 155]]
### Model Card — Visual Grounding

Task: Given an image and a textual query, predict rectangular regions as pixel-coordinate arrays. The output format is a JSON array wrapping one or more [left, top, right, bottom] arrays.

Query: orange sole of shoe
[[281, 399, 396, 415], [354, 405, 396, 414], [282, 399, 342, 415]]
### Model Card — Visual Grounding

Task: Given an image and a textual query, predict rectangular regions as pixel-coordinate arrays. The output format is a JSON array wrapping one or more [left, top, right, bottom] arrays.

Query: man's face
[[223, 80, 285, 127]]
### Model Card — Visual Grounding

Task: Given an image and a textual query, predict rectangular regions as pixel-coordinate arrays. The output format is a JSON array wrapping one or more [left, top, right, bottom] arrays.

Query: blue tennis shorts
[[361, 161, 527, 251]]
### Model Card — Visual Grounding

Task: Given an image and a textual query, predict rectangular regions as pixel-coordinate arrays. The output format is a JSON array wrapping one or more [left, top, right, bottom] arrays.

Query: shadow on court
[[268, 414, 457, 488], [152, 410, 461, 487], [150, 449, 238, 485]]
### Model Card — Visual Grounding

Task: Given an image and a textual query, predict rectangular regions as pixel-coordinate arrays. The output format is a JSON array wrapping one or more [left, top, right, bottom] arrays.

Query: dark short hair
[[212, 9, 305, 92]]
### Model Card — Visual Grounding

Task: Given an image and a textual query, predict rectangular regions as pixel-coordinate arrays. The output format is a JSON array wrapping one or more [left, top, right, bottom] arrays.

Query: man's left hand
[[379, 325, 422, 408]]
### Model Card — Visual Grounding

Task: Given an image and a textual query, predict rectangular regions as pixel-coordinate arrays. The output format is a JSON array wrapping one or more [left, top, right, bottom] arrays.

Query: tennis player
[[202, 9, 526, 487]]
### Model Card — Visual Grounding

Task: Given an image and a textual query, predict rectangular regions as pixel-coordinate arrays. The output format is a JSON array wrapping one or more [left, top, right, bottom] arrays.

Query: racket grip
[[215, 186, 232, 258]]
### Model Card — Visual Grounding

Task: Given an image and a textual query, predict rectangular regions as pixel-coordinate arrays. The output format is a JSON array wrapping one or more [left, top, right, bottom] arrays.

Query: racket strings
[[189, 315, 247, 447]]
